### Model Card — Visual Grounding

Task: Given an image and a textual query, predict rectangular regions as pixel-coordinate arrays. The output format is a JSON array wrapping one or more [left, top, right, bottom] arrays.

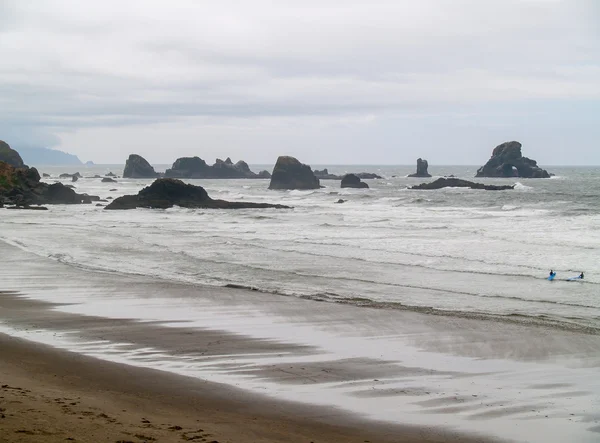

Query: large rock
[[165, 156, 263, 179], [410, 178, 514, 191], [268, 156, 320, 190], [165, 156, 210, 178], [408, 158, 432, 178], [123, 154, 159, 178], [314, 168, 383, 180], [0, 141, 25, 168], [105, 178, 291, 210], [341, 174, 369, 188], [0, 160, 99, 206], [476, 141, 550, 178]]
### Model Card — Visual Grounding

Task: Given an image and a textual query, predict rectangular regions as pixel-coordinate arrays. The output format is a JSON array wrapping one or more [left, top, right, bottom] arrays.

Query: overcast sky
[[1, 0, 598, 165]]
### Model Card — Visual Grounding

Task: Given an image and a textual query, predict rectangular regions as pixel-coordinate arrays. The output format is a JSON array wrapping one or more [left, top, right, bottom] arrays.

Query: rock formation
[[410, 178, 514, 191], [314, 169, 383, 180], [0, 141, 25, 167], [105, 178, 291, 210], [268, 156, 320, 190], [59, 172, 82, 179], [0, 160, 100, 206], [164, 156, 264, 179], [408, 158, 432, 178], [123, 154, 159, 178], [476, 141, 550, 178], [102, 177, 117, 183], [341, 174, 369, 188]]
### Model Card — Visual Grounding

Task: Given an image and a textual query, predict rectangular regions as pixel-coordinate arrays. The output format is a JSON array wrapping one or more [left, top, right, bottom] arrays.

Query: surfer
[[549, 270, 555, 277], [580, 272, 584, 279]]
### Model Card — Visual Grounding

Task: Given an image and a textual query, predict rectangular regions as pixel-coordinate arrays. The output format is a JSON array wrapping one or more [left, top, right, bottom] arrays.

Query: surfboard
[[548, 274, 556, 281], [567, 276, 582, 281]]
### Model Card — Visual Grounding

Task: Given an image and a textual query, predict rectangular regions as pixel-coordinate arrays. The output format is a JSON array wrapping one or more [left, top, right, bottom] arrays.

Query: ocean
[[1, 164, 600, 442], [1, 164, 599, 332]]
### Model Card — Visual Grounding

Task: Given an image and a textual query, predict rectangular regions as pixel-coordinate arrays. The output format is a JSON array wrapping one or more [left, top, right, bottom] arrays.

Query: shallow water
[[1, 164, 599, 331]]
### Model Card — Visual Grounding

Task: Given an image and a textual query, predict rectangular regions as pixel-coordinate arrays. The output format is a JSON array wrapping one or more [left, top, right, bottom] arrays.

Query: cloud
[[0, 0, 598, 163]]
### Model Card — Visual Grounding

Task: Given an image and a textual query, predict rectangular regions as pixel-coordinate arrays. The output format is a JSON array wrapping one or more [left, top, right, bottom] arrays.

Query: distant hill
[[18, 147, 82, 166]]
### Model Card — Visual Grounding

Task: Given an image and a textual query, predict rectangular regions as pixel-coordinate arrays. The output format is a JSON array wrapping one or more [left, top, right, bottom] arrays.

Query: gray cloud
[[0, 0, 598, 163]]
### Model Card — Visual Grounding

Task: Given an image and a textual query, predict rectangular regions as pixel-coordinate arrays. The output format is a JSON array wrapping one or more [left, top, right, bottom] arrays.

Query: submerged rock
[[476, 141, 550, 178], [268, 156, 320, 190], [341, 174, 369, 189], [105, 178, 291, 210], [123, 154, 159, 178], [101, 177, 117, 183], [408, 158, 432, 178], [410, 178, 514, 191]]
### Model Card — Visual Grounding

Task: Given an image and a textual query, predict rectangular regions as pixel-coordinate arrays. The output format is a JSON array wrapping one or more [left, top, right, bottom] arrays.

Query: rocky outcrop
[[408, 158, 432, 178], [0, 141, 25, 167], [258, 170, 271, 179], [164, 156, 264, 179], [59, 172, 82, 179], [105, 178, 291, 210], [268, 156, 320, 190], [123, 154, 159, 178], [476, 141, 550, 178], [165, 157, 210, 178], [314, 168, 383, 180], [341, 174, 369, 188], [101, 177, 117, 183], [0, 161, 100, 206], [410, 178, 514, 191]]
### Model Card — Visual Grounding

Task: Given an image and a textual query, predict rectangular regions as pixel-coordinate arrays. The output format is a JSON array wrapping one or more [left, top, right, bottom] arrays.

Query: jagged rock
[[410, 178, 514, 191], [0, 160, 98, 205], [314, 169, 340, 179], [0, 141, 25, 167], [341, 174, 369, 189], [268, 156, 320, 190], [314, 169, 383, 180], [123, 154, 159, 178], [105, 178, 291, 210], [165, 156, 263, 179], [102, 177, 117, 183], [72, 175, 78, 182], [258, 170, 271, 179], [106, 172, 117, 177], [408, 158, 432, 178], [59, 172, 82, 179], [476, 141, 550, 178]]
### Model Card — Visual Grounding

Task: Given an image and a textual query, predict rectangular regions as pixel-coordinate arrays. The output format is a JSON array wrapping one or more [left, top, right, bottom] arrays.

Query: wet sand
[[0, 323, 489, 443], [1, 241, 599, 442]]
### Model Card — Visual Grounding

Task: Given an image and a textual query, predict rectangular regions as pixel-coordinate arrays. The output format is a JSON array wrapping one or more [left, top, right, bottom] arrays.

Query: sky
[[0, 0, 598, 165]]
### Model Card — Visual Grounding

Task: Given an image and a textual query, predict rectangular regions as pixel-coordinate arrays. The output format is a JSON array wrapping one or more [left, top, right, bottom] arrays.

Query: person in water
[[580, 272, 584, 279], [549, 270, 556, 278]]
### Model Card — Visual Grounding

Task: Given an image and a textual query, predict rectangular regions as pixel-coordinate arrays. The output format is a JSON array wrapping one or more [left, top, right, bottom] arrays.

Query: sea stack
[[476, 141, 550, 178], [408, 158, 432, 178], [123, 154, 160, 178], [268, 156, 320, 190], [340, 174, 369, 188]]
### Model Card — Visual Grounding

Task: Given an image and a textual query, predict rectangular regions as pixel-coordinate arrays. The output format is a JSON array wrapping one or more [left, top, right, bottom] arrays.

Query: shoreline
[[0, 331, 491, 443], [1, 239, 599, 442]]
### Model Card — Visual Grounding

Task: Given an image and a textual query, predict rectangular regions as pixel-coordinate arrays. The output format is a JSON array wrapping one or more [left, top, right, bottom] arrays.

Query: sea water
[[1, 164, 599, 331]]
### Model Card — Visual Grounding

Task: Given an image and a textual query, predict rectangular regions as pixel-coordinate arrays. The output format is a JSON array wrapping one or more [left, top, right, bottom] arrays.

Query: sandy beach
[[1, 331, 483, 443], [1, 241, 599, 442]]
